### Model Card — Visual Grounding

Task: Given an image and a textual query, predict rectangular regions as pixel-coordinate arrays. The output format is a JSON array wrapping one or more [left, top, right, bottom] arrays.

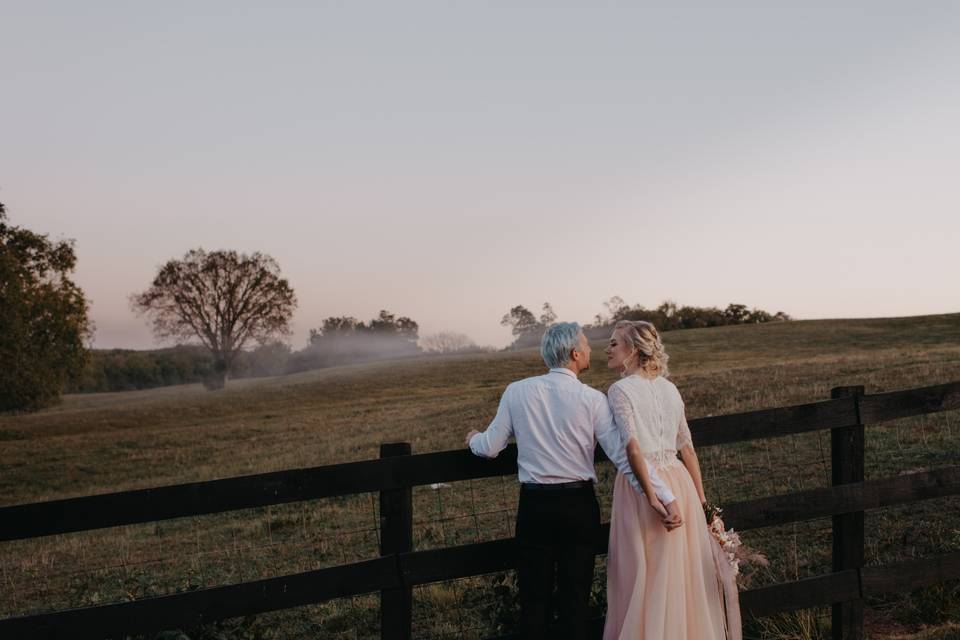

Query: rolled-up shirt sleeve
[[595, 395, 676, 505], [469, 385, 515, 459]]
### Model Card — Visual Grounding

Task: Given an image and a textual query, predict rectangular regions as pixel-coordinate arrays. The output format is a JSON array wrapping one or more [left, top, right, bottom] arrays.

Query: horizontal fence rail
[[2, 465, 958, 638], [0, 448, 520, 542], [4, 381, 958, 543], [2, 381, 959, 639], [859, 381, 960, 424]]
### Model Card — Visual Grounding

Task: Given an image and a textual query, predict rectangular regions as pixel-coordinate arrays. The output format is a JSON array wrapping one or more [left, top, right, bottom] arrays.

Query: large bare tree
[[132, 249, 297, 390]]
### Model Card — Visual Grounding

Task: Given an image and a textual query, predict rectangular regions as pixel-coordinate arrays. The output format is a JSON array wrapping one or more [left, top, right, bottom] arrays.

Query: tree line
[[67, 312, 486, 393], [590, 296, 790, 332], [2, 202, 788, 408], [501, 297, 790, 349]]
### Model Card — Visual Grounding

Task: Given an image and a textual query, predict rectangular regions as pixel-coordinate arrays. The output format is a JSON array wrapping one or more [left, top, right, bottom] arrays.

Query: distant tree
[[0, 203, 93, 411], [594, 296, 628, 325], [501, 302, 557, 349], [501, 305, 538, 336], [584, 297, 789, 339], [367, 309, 420, 343], [612, 304, 657, 325], [309, 316, 363, 344], [539, 303, 557, 326], [746, 308, 772, 323], [309, 311, 419, 346], [723, 303, 750, 324], [656, 300, 681, 330], [292, 310, 421, 372], [67, 345, 222, 393], [131, 249, 297, 390], [676, 305, 725, 329], [420, 331, 477, 354]]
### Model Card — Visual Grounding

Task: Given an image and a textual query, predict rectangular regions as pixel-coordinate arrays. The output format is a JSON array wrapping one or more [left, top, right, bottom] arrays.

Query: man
[[465, 322, 682, 639]]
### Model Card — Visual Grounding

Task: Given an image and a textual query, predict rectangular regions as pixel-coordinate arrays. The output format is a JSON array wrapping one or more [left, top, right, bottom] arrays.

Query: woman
[[602, 320, 740, 640]]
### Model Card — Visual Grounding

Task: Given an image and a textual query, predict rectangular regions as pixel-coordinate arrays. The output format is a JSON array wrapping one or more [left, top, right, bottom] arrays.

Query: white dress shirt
[[469, 368, 677, 505]]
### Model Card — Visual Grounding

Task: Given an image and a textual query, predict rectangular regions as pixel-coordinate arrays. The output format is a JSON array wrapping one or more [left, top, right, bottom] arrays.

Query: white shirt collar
[[548, 367, 579, 379]]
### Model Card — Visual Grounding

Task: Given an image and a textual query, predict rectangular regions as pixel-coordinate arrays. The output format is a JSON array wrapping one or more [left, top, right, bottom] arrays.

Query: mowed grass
[[2, 313, 960, 639]]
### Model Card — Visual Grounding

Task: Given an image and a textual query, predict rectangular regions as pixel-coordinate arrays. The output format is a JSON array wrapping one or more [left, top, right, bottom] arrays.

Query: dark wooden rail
[[5, 381, 957, 542], [1, 381, 959, 639]]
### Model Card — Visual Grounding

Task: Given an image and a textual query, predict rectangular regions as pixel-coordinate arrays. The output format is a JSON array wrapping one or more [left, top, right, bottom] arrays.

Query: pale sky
[[2, 2, 958, 349]]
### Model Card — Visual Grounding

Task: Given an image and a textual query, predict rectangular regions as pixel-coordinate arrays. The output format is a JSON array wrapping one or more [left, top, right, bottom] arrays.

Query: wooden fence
[[1, 382, 959, 639]]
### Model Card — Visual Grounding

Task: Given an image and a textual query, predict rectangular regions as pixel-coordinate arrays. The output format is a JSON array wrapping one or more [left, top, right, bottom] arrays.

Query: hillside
[[3, 313, 958, 501], [1, 313, 959, 638]]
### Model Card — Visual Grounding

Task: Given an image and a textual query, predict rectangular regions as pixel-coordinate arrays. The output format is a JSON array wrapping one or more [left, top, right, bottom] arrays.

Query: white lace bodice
[[607, 375, 693, 469]]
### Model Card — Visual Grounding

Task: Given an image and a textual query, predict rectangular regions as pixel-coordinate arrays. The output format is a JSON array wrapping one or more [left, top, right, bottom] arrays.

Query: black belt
[[521, 480, 593, 491]]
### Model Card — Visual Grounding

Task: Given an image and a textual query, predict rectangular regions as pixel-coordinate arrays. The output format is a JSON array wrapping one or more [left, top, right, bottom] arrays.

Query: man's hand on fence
[[465, 429, 480, 447]]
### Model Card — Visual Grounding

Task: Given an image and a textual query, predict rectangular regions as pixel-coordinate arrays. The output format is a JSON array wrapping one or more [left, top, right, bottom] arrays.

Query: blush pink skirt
[[603, 465, 741, 640]]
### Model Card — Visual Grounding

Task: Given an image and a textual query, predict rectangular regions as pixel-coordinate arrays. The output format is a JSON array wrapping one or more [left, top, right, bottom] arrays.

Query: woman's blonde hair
[[614, 320, 670, 377]]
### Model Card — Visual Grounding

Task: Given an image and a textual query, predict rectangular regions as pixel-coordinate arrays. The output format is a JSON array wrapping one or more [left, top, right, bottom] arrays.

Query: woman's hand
[[663, 500, 683, 531], [464, 429, 479, 447], [647, 495, 668, 519], [649, 497, 683, 531]]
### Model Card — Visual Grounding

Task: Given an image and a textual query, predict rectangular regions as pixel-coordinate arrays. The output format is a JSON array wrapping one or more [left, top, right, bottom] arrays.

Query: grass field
[[2, 314, 960, 639]]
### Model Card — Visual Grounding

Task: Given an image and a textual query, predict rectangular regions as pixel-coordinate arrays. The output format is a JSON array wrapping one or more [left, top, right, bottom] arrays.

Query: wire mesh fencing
[[2, 394, 958, 638]]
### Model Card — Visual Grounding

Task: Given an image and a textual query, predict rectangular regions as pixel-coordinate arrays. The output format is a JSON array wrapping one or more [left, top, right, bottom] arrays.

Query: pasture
[[2, 314, 959, 639]]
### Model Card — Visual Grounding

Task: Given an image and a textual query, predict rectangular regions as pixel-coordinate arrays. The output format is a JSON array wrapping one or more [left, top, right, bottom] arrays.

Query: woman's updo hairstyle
[[614, 320, 670, 377]]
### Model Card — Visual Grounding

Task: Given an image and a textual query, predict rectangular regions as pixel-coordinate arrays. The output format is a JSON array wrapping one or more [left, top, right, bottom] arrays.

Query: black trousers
[[515, 483, 601, 640]]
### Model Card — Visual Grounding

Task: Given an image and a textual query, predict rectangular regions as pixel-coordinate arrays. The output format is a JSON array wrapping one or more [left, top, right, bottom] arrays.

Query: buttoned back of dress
[[607, 375, 693, 469]]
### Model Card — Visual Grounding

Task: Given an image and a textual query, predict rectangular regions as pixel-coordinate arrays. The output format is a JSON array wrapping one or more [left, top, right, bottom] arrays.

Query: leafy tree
[[308, 311, 419, 346], [584, 297, 790, 339], [367, 309, 419, 342], [67, 345, 217, 393], [594, 296, 628, 325], [746, 308, 772, 323], [676, 305, 725, 329], [0, 203, 92, 411], [500, 302, 557, 349], [539, 303, 557, 326], [131, 249, 297, 390], [723, 303, 750, 324], [500, 305, 538, 338], [291, 310, 421, 372], [310, 316, 363, 341]]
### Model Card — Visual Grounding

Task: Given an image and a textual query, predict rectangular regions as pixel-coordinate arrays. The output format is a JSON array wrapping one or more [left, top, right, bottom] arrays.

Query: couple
[[465, 321, 740, 639]]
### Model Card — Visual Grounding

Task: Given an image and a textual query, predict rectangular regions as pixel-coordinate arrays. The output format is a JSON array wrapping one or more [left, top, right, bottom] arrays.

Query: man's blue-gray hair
[[540, 322, 583, 369]]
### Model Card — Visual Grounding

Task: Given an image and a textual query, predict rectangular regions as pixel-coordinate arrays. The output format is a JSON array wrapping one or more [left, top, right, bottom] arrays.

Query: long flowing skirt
[[603, 464, 741, 640]]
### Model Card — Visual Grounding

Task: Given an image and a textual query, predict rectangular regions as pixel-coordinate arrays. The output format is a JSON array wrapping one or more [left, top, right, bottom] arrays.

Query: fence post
[[380, 442, 413, 640], [830, 386, 865, 640]]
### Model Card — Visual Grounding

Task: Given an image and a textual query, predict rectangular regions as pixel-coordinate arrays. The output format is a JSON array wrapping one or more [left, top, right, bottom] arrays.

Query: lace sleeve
[[676, 399, 693, 450], [607, 384, 639, 444]]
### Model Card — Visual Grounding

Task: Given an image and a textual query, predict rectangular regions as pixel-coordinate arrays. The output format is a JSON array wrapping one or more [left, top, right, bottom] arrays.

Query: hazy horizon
[[3, 2, 959, 350], [73, 309, 960, 354]]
